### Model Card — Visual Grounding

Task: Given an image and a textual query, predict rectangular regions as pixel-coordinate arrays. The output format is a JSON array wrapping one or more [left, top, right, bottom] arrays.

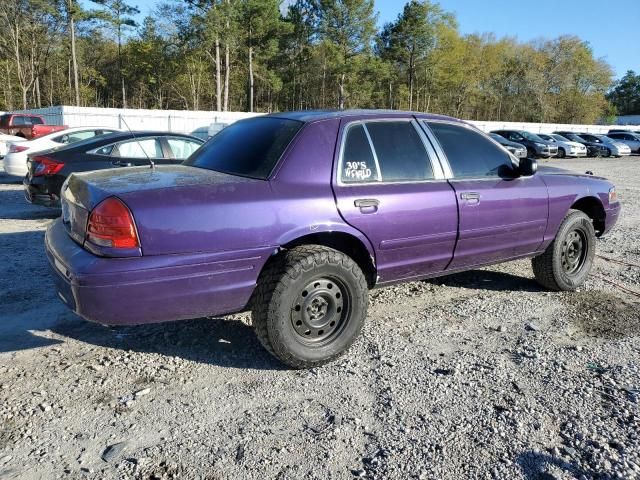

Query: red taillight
[[31, 155, 64, 176], [86, 197, 140, 249], [9, 144, 29, 153]]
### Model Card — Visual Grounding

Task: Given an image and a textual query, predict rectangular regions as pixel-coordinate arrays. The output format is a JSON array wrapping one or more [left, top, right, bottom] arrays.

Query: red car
[[0, 113, 67, 139]]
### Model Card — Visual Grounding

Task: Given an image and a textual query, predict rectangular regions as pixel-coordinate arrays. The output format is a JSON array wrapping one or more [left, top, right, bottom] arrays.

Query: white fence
[[15, 106, 640, 137]]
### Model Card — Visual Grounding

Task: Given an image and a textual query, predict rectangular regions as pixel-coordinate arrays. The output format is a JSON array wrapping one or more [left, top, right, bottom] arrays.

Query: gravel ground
[[0, 157, 639, 480]]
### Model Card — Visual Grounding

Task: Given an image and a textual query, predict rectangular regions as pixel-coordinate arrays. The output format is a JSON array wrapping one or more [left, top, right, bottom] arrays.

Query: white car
[[0, 133, 26, 159], [538, 134, 587, 158], [3, 126, 120, 177]]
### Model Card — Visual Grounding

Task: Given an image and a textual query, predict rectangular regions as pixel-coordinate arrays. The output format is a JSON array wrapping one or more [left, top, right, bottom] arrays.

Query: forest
[[0, 0, 632, 124]]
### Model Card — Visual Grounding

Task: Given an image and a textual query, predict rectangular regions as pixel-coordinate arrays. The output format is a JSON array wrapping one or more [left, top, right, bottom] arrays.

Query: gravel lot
[[0, 157, 639, 480]]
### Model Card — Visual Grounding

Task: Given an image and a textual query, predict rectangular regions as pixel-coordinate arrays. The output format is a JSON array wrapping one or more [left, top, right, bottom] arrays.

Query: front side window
[[184, 117, 303, 179], [30, 116, 43, 125], [167, 138, 202, 160], [427, 122, 515, 179], [113, 138, 164, 159]]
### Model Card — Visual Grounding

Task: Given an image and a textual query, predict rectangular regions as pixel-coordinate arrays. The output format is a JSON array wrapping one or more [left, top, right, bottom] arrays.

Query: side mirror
[[518, 157, 537, 177]]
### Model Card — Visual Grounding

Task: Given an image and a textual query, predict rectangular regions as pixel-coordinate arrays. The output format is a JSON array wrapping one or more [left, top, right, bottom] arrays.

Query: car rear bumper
[[24, 176, 62, 207], [45, 219, 274, 325]]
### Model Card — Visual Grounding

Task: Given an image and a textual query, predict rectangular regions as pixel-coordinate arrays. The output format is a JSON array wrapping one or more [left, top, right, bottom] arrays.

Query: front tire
[[532, 210, 596, 291], [557, 147, 566, 158], [252, 245, 368, 369]]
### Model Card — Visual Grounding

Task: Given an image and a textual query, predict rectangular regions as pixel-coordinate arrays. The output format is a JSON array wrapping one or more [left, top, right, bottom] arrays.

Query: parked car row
[[490, 129, 636, 158], [23, 131, 203, 207], [0, 115, 205, 207]]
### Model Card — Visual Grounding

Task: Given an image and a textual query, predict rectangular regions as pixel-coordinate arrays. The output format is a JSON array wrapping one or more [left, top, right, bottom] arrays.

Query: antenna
[[119, 115, 155, 169]]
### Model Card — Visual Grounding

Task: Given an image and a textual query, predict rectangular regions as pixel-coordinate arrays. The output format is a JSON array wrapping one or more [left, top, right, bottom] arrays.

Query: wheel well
[[282, 232, 377, 288], [571, 197, 605, 235]]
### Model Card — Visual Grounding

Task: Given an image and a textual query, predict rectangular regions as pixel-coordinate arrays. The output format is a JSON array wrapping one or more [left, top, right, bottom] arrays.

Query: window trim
[[336, 118, 445, 187], [420, 120, 520, 181]]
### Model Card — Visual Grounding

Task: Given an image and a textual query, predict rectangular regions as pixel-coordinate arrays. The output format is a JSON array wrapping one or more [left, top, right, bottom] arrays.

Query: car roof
[[262, 109, 463, 124], [92, 131, 202, 141], [27, 126, 122, 142]]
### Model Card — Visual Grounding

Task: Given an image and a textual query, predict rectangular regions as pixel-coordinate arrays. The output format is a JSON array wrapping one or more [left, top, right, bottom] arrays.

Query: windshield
[[520, 132, 545, 142], [551, 134, 569, 142], [579, 134, 599, 142], [538, 134, 553, 141], [184, 117, 303, 179]]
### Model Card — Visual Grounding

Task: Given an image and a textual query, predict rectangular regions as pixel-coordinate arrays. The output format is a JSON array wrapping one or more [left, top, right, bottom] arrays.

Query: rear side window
[[184, 117, 303, 179], [366, 121, 433, 182], [427, 122, 514, 179], [167, 137, 202, 159], [13, 116, 26, 126]]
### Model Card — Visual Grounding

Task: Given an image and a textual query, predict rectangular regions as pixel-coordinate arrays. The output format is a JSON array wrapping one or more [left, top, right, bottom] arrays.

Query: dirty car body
[[45, 110, 621, 367]]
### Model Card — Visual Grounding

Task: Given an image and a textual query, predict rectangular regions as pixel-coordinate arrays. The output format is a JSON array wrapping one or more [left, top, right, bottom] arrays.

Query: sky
[[111, 0, 639, 79]]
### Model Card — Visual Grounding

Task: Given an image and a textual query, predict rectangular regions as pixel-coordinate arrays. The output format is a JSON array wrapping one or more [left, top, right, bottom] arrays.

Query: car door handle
[[354, 198, 379, 213], [460, 192, 480, 201], [112, 160, 133, 167]]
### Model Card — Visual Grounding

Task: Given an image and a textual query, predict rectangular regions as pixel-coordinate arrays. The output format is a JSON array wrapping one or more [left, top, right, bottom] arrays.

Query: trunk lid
[[61, 165, 273, 255]]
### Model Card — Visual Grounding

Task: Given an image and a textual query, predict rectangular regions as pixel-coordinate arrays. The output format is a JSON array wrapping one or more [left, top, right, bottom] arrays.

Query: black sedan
[[24, 131, 203, 207]]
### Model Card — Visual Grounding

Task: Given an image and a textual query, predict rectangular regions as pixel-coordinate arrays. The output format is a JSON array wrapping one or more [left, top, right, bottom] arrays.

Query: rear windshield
[[184, 117, 303, 179]]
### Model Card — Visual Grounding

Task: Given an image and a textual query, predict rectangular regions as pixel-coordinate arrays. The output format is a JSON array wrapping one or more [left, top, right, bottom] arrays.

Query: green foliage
[[607, 70, 640, 116], [0, 0, 617, 124]]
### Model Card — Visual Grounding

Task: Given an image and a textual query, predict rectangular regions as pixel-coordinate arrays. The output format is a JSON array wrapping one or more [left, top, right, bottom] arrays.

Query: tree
[[607, 70, 640, 116], [90, 0, 139, 108], [316, 0, 377, 109], [63, 0, 84, 106], [379, 0, 454, 110]]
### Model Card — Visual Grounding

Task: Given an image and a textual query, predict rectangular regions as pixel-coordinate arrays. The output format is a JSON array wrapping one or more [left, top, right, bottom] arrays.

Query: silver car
[[607, 132, 640, 153], [577, 133, 631, 157]]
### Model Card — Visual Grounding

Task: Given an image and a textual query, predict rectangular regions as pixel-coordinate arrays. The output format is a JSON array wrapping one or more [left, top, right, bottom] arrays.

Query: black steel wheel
[[560, 229, 587, 275], [291, 277, 349, 343], [252, 245, 368, 368], [532, 210, 596, 291]]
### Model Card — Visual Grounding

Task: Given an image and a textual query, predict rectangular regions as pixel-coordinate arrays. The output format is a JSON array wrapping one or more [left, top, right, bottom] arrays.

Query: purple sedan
[[45, 110, 621, 368]]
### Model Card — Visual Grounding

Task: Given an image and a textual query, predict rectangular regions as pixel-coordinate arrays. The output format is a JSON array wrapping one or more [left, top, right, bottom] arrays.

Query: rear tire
[[532, 210, 596, 291], [251, 245, 368, 369]]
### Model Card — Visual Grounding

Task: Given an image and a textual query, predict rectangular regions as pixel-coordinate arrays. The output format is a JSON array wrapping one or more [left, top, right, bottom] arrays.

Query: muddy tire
[[532, 210, 596, 291], [251, 245, 368, 369]]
